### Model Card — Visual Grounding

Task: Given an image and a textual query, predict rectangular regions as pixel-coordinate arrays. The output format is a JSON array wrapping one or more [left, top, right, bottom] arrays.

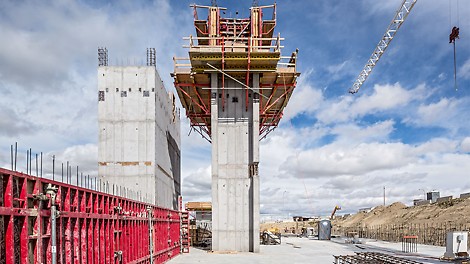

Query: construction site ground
[[169, 236, 448, 264]]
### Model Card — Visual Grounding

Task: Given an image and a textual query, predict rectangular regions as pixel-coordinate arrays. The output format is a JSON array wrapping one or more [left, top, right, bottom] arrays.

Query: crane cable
[[449, 0, 461, 91]]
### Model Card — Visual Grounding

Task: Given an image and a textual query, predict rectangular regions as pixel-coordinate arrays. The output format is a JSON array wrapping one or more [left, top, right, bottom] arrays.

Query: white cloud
[[257, 118, 470, 216], [281, 142, 414, 178], [327, 61, 348, 75], [316, 83, 426, 124], [282, 69, 323, 121], [460, 137, 470, 153], [352, 83, 413, 115], [182, 166, 211, 201], [315, 95, 353, 124], [404, 96, 470, 134], [0, 105, 37, 137], [458, 58, 470, 80], [331, 120, 395, 144]]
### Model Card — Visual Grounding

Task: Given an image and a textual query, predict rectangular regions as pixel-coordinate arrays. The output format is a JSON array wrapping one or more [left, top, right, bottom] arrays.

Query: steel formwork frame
[[173, 4, 300, 141], [0, 168, 181, 264]]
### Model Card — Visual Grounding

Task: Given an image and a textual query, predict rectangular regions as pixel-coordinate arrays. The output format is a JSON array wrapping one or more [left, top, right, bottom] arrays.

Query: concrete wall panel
[[98, 66, 180, 209]]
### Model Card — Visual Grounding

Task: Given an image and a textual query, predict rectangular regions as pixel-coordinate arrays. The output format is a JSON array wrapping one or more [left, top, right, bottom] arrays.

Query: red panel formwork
[[0, 168, 182, 264]]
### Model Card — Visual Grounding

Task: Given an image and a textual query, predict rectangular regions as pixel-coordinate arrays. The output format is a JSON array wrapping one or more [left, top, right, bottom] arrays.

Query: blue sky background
[[1, 0, 470, 219]]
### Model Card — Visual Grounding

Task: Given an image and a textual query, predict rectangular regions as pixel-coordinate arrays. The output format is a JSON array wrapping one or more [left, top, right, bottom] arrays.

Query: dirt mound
[[260, 198, 470, 235], [334, 198, 470, 228]]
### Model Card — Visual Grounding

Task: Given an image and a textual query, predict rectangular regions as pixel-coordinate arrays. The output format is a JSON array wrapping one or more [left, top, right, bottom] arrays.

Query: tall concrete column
[[251, 73, 260, 253], [210, 73, 220, 251], [211, 73, 260, 252]]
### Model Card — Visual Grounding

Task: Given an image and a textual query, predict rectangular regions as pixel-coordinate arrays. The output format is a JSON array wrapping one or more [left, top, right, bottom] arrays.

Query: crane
[[349, 0, 418, 94], [330, 205, 341, 220]]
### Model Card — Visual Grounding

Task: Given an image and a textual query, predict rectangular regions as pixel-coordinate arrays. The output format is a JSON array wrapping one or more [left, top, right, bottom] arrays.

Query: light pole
[[418, 189, 426, 200], [282, 191, 287, 220], [383, 186, 386, 206]]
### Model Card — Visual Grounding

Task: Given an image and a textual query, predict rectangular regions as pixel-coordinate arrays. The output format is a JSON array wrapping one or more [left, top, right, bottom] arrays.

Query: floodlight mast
[[349, 0, 418, 94]]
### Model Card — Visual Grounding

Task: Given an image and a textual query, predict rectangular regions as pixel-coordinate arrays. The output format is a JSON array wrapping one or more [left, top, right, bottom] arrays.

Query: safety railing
[[183, 35, 284, 52]]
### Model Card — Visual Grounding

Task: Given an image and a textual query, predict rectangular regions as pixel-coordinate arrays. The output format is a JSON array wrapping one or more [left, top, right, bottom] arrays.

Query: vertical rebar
[[29, 148, 32, 175], [10, 145, 13, 170], [61, 163, 64, 182], [36, 153, 38, 176], [26, 149, 29, 174], [66, 161, 69, 184], [14, 142, 18, 171], [40, 152, 43, 177], [52, 155, 55, 180], [76, 166, 79, 186]]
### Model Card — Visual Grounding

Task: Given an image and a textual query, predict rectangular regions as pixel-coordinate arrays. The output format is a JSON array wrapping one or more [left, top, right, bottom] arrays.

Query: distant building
[[358, 207, 372, 213], [414, 199, 431, 206], [460, 192, 470, 199], [293, 216, 318, 222], [426, 191, 440, 203]]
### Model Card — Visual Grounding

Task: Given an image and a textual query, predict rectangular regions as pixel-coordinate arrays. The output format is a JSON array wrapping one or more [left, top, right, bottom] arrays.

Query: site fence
[[334, 222, 470, 248], [0, 168, 182, 264]]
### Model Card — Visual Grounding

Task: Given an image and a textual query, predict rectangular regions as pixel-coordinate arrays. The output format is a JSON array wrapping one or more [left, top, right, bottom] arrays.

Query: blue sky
[[1, 0, 470, 219]]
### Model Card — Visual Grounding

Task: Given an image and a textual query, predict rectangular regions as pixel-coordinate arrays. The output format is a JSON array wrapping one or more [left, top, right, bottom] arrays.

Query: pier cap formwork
[[173, 3, 300, 141]]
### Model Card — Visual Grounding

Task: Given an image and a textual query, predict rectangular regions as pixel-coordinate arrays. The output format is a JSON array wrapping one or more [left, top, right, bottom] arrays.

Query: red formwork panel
[[0, 168, 182, 264]]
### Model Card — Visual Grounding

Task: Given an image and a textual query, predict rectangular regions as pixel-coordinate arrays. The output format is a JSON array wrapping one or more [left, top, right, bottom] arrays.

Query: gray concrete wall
[[460, 193, 470, 199], [211, 74, 260, 252], [98, 66, 180, 210], [436, 196, 452, 203], [415, 200, 431, 206]]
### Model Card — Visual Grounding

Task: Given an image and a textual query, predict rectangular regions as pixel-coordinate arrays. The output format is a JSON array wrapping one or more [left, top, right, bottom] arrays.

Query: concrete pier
[[173, 4, 299, 252], [210, 74, 260, 252]]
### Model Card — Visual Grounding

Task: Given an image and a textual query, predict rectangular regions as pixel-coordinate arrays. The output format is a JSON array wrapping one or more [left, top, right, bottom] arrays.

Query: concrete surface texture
[[97, 66, 181, 210], [211, 73, 260, 252], [169, 237, 449, 264]]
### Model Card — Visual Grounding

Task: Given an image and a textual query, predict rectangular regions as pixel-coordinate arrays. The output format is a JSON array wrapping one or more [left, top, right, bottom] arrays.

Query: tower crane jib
[[349, 0, 418, 94]]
